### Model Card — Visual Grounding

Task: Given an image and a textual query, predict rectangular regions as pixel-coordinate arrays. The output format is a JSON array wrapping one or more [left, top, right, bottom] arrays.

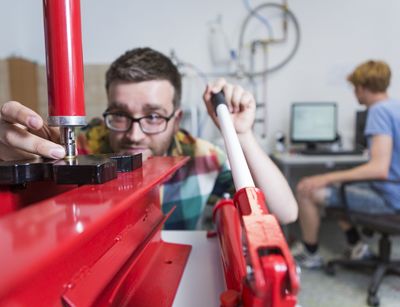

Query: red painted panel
[[0, 157, 189, 306]]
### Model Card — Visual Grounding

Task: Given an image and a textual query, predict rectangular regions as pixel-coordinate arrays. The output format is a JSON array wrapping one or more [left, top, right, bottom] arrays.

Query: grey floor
[[289, 219, 400, 307]]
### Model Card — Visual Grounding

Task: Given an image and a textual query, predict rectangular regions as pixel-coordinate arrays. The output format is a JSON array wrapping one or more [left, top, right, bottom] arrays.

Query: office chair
[[355, 110, 368, 150], [324, 180, 400, 307]]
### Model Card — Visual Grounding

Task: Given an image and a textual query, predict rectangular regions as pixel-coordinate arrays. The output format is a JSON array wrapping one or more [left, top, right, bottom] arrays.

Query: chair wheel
[[367, 294, 380, 306], [324, 263, 336, 276]]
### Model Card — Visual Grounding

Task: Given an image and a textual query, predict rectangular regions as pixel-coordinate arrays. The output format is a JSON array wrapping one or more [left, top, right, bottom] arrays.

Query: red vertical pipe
[[43, 0, 85, 124]]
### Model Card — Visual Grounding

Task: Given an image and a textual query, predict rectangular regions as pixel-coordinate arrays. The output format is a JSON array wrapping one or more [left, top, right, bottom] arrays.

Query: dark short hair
[[105, 47, 182, 108], [347, 60, 391, 93]]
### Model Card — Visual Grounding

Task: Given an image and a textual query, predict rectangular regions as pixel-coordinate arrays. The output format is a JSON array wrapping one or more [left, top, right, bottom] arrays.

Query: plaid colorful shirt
[[77, 119, 234, 230]]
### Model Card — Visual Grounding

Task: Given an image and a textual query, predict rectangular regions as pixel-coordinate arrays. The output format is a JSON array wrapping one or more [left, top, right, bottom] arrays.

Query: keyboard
[[298, 149, 364, 156]]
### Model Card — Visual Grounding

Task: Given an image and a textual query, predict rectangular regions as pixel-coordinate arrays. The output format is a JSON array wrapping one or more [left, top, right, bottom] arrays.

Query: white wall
[[1, 0, 399, 151]]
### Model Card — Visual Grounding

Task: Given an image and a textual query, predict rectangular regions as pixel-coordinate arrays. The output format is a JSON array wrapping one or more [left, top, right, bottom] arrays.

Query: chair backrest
[[332, 180, 400, 236], [349, 212, 400, 235], [325, 207, 400, 236], [355, 110, 368, 150]]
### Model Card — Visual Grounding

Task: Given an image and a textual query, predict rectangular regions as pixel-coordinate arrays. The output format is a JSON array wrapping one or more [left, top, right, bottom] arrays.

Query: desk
[[271, 152, 369, 190], [162, 231, 224, 307]]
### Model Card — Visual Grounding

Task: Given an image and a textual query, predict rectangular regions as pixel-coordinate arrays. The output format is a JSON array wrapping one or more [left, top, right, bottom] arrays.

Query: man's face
[[354, 85, 367, 105], [106, 80, 182, 159]]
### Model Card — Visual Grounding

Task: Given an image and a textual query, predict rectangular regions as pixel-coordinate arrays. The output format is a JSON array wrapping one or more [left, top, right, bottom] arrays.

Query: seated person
[[292, 60, 400, 268], [0, 47, 298, 229]]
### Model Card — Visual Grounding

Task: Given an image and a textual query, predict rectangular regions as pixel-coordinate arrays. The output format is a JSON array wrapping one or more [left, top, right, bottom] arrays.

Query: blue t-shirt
[[364, 98, 400, 209]]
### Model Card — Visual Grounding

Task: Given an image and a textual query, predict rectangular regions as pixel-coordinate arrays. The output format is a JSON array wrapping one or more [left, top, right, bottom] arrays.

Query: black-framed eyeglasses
[[102, 109, 176, 134]]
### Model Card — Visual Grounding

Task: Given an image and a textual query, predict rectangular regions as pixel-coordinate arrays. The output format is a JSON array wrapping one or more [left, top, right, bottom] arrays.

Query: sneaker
[[348, 241, 374, 260], [291, 242, 323, 269]]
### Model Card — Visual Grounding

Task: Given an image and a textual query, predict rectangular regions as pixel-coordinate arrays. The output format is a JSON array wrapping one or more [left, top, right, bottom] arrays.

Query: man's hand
[[0, 101, 65, 161], [297, 174, 330, 197], [203, 78, 256, 135]]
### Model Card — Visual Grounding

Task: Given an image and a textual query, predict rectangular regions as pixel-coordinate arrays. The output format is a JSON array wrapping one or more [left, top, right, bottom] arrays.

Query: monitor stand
[[305, 142, 318, 151], [296, 143, 320, 155]]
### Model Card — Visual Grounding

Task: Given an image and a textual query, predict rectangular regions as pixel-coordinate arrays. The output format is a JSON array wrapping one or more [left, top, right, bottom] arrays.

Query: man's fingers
[[209, 78, 235, 112], [241, 92, 255, 110], [34, 124, 61, 143], [231, 85, 244, 113], [1, 101, 43, 130], [210, 78, 227, 93], [0, 122, 65, 159], [222, 84, 234, 112], [0, 143, 39, 161]]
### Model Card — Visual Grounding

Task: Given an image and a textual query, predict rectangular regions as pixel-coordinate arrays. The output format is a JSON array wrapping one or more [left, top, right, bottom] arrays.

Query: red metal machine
[[0, 1, 299, 306], [1, 1, 193, 306], [211, 93, 300, 306], [0, 157, 191, 306]]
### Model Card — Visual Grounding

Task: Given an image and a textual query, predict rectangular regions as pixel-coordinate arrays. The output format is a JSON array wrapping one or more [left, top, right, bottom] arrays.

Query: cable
[[243, 0, 274, 38], [169, 50, 210, 137], [238, 2, 301, 77]]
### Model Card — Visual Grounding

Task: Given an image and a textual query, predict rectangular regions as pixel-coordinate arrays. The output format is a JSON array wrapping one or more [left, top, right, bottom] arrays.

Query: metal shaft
[[61, 126, 77, 158]]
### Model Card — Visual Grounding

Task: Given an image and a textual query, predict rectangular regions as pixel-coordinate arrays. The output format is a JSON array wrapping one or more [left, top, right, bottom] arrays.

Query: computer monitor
[[290, 102, 337, 150]]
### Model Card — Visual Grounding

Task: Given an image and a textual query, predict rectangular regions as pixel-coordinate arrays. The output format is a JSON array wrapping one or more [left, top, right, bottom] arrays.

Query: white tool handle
[[212, 92, 255, 190]]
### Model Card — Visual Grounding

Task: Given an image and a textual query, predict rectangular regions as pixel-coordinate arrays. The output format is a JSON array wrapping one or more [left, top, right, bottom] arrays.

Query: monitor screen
[[290, 102, 337, 144]]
